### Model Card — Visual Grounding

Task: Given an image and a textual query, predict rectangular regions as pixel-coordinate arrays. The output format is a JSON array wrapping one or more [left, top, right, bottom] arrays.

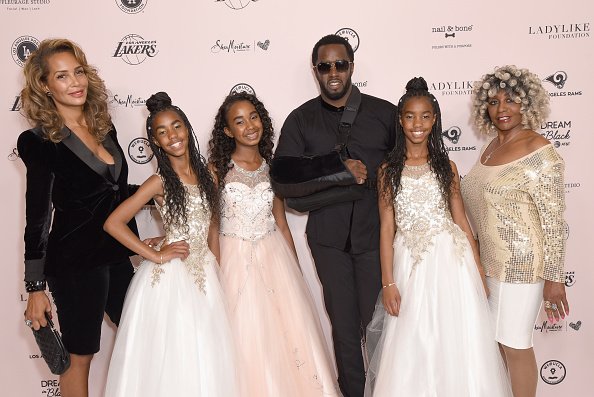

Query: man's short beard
[[319, 76, 352, 101]]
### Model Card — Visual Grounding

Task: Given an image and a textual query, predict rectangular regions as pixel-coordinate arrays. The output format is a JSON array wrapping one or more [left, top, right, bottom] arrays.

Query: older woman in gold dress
[[461, 65, 568, 397]]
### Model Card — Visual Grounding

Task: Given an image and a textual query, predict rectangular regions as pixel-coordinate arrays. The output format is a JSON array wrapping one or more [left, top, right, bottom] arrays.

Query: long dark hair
[[207, 92, 274, 189], [380, 77, 453, 205], [145, 92, 218, 230]]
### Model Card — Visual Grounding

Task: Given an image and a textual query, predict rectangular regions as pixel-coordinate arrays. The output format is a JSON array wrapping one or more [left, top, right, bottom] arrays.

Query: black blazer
[[18, 126, 138, 280], [276, 95, 397, 253]]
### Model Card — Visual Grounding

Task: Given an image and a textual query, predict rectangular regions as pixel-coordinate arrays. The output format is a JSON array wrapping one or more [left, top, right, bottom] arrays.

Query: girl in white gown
[[103, 92, 237, 396], [207, 92, 339, 396], [364, 78, 512, 396]]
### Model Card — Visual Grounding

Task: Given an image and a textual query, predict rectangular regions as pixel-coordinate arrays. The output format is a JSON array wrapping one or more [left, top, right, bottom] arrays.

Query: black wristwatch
[[25, 280, 47, 293]]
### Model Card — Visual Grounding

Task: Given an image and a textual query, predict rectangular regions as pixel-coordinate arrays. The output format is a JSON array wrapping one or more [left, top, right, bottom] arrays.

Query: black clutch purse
[[31, 312, 71, 375]]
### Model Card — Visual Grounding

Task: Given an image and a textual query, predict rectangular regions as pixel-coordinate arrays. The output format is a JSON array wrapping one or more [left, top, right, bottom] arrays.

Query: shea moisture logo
[[430, 80, 473, 96], [109, 93, 146, 108], [11, 35, 39, 67], [230, 83, 255, 95], [335, 28, 359, 52], [113, 34, 158, 65], [215, 0, 258, 10], [211, 39, 270, 53], [115, 0, 147, 13], [540, 120, 571, 148], [534, 320, 564, 333], [529, 22, 590, 39]]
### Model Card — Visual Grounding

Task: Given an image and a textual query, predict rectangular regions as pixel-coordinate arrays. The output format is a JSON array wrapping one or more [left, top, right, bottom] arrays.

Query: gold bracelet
[[160, 254, 163, 265], [382, 282, 396, 289]]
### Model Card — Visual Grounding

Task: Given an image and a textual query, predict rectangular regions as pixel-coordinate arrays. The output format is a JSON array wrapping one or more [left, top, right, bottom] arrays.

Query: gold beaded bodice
[[154, 180, 211, 292], [395, 163, 467, 265], [461, 144, 566, 283]]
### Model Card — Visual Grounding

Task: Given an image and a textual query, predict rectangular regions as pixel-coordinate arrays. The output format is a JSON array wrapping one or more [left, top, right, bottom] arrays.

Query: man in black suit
[[275, 34, 397, 397]]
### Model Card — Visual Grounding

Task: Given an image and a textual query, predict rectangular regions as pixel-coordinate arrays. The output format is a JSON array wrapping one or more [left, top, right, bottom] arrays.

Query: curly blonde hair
[[472, 65, 550, 134], [20, 38, 112, 143]]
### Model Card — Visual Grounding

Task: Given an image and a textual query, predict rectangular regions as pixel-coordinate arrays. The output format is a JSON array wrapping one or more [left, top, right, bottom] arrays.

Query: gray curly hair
[[472, 65, 550, 134]]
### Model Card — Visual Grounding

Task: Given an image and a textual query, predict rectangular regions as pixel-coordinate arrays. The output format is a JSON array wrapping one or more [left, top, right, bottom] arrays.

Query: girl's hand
[[156, 240, 190, 263], [24, 291, 52, 331], [382, 284, 402, 316], [143, 236, 164, 249]]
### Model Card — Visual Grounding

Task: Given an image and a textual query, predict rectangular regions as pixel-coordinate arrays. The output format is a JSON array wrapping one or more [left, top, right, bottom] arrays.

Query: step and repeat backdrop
[[1, 0, 592, 395]]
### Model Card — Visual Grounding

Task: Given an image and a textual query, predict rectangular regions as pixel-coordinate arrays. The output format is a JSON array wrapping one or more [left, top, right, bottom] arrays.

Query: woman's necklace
[[481, 131, 525, 165]]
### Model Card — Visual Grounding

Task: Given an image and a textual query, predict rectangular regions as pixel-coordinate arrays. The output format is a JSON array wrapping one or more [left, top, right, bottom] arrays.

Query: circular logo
[[220, 0, 254, 10], [128, 138, 154, 164], [116, 0, 147, 13], [11, 36, 40, 67], [336, 28, 360, 52], [230, 83, 255, 96], [540, 360, 566, 385], [114, 34, 158, 65]]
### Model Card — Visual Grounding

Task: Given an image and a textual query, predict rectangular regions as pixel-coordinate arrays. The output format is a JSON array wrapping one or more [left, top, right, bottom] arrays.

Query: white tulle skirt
[[104, 253, 238, 397], [365, 230, 512, 397]]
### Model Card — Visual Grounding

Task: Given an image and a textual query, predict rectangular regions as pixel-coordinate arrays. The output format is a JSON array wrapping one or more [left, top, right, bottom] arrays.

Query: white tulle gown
[[104, 181, 238, 397], [365, 163, 512, 397], [218, 160, 339, 396]]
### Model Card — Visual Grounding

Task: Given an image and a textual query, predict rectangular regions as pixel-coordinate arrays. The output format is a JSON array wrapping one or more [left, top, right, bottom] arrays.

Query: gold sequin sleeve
[[526, 152, 566, 282], [460, 144, 567, 284]]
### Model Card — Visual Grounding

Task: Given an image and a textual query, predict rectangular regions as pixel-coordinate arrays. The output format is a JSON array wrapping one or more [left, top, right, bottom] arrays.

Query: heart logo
[[569, 321, 582, 330], [257, 40, 270, 50]]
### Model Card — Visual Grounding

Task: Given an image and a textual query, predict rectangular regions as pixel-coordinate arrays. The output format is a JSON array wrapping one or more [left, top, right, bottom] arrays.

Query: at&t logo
[[11, 35, 40, 67], [113, 34, 158, 65], [336, 28, 359, 52], [116, 0, 147, 13], [540, 360, 566, 385], [230, 83, 255, 95], [215, 0, 258, 10]]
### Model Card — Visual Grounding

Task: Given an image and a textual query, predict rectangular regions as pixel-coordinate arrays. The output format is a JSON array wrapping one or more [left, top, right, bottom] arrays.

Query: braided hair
[[380, 77, 453, 205], [207, 92, 274, 190], [145, 92, 219, 231]]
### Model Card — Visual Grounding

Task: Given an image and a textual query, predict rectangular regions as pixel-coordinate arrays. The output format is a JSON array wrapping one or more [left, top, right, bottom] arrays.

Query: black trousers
[[308, 239, 381, 397]]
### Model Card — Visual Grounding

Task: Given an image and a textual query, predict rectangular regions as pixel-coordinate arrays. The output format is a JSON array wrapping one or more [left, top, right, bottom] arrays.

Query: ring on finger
[[544, 300, 552, 309], [24, 319, 33, 328], [551, 303, 558, 311]]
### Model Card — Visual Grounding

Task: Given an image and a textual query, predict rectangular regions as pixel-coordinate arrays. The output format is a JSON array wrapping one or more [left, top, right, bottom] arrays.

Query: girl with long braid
[[103, 92, 237, 396], [364, 78, 512, 396]]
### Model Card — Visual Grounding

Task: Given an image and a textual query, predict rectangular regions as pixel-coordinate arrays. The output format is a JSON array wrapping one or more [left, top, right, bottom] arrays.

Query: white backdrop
[[1, 1, 592, 395]]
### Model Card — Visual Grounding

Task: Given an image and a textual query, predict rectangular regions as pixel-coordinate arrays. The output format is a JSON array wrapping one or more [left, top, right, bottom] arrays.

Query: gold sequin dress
[[105, 181, 238, 397], [365, 163, 512, 396], [218, 160, 339, 396]]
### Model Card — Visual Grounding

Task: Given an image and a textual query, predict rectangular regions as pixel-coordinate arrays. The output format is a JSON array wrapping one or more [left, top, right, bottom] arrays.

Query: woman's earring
[[46, 91, 52, 97]]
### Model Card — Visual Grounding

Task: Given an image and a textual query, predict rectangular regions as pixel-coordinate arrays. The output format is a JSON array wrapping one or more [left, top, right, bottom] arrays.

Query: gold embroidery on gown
[[395, 163, 467, 266], [153, 181, 210, 293]]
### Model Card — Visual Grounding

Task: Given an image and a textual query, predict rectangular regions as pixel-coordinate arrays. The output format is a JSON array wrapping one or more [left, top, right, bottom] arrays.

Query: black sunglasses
[[314, 60, 352, 74]]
